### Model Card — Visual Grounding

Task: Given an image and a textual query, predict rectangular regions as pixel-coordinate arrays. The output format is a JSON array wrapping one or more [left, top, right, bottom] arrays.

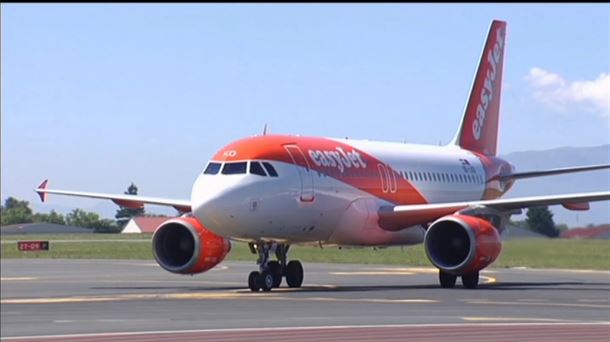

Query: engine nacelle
[[424, 214, 501, 275], [152, 217, 231, 274]]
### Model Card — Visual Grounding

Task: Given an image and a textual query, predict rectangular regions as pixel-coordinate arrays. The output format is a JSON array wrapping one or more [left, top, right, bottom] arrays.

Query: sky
[[2, 4, 609, 219]]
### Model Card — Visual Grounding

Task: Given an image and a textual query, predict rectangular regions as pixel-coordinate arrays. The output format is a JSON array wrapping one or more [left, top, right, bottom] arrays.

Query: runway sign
[[17, 241, 50, 252]]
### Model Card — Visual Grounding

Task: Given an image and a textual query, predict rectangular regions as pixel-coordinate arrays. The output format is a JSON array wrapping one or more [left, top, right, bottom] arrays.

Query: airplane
[[35, 20, 610, 291]]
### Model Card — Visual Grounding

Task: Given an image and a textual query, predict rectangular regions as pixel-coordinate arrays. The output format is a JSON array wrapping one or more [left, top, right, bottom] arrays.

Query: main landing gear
[[247, 242, 304, 292], [438, 270, 479, 289]]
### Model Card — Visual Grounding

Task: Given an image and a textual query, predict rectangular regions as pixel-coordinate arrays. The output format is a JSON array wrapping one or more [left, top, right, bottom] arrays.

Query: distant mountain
[[500, 144, 610, 227]]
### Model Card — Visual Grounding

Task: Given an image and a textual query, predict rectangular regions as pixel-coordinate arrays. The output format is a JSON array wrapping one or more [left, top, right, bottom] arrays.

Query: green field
[[1, 233, 608, 270]]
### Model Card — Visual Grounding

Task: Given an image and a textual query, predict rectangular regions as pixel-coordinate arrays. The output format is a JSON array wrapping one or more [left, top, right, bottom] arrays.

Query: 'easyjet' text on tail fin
[[453, 20, 506, 156]]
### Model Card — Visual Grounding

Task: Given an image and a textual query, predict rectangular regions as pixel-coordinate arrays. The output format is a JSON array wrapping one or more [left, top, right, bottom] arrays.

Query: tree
[[66, 208, 102, 228], [143, 213, 169, 218], [93, 219, 122, 233], [0, 197, 33, 226], [509, 219, 527, 228], [526, 206, 559, 238], [3, 197, 31, 211], [32, 210, 66, 225], [115, 183, 145, 228], [555, 223, 569, 236], [66, 208, 118, 232]]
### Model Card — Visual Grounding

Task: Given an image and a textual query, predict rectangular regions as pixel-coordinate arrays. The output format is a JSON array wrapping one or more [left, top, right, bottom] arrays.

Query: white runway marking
[[0, 277, 38, 281]]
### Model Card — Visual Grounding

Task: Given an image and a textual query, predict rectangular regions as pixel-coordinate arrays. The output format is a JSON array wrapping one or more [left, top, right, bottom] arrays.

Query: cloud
[[525, 67, 610, 119]]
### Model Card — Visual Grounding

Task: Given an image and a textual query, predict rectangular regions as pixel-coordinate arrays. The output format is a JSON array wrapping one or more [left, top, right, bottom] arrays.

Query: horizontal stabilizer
[[500, 164, 610, 182]]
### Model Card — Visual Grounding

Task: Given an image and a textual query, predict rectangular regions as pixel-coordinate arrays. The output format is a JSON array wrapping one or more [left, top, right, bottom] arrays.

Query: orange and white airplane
[[36, 20, 610, 291]]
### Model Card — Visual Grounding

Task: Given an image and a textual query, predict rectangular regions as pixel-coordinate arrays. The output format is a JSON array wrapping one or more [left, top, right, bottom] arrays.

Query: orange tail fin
[[452, 20, 507, 156]]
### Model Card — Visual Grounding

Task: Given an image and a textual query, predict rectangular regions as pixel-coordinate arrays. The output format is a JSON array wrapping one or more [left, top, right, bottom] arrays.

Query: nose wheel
[[247, 242, 304, 292]]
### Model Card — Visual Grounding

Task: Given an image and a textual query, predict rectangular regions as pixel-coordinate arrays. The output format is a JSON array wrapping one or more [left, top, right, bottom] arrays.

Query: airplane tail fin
[[451, 20, 507, 156]]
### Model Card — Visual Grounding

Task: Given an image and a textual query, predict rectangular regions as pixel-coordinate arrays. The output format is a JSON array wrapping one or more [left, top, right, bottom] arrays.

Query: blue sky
[[2, 4, 609, 218]]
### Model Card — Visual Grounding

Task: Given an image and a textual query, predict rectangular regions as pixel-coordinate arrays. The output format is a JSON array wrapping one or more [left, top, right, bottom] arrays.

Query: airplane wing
[[34, 180, 191, 213], [378, 191, 610, 231], [499, 164, 610, 182]]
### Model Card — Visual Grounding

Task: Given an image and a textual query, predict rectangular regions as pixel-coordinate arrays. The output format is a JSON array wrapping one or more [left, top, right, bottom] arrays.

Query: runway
[[1, 259, 609, 341]]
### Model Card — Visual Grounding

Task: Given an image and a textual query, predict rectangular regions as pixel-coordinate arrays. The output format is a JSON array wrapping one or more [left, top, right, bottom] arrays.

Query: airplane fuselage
[[191, 135, 515, 246]]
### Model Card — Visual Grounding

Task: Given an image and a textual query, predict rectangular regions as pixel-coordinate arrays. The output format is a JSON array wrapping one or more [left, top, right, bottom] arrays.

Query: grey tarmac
[[1, 259, 609, 340]]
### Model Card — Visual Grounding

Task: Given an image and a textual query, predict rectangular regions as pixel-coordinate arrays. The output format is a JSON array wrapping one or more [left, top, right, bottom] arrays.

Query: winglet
[[35, 179, 49, 202]]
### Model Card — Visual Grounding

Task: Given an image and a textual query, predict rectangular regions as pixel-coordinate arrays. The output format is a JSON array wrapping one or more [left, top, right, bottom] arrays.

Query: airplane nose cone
[[191, 175, 222, 219], [190, 173, 248, 236]]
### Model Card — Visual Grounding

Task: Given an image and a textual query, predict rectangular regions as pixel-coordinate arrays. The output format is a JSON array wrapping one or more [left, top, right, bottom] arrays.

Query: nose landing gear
[[247, 242, 303, 292]]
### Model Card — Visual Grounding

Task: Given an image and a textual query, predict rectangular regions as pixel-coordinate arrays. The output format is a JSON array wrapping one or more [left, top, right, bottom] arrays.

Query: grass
[[0, 233, 154, 260], [1, 233, 608, 270]]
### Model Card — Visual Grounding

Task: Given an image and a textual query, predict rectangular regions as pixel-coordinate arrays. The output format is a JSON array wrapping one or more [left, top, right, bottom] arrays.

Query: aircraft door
[[284, 145, 315, 202]]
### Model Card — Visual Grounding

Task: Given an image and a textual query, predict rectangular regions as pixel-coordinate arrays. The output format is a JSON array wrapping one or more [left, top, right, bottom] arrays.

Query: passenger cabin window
[[249, 162, 267, 176], [204, 162, 222, 175], [262, 162, 279, 177], [222, 162, 247, 175]]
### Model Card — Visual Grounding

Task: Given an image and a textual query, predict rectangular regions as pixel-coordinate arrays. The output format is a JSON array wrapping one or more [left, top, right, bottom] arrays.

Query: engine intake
[[424, 215, 501, 274], [152, 217, 231, 274]]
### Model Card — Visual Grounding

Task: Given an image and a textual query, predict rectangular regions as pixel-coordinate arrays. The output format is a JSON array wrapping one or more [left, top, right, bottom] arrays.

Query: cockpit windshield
[[249, 162, 267, 176], [203, 162, 221, 175], [262, 162, 278, 177], [222, 162, 247, 175], [203, 161, 278, 177]]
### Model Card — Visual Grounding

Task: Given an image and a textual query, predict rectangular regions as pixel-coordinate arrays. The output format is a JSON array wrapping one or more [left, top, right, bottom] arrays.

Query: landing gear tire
[[248, 243, 301, 291], [268, 261, 283, 288], [439, 270, 457, 288], [248, 271, 261, 292], [286, 260, 304, 288], [462, 272, 479, 289], [259, 270, 275, 292]]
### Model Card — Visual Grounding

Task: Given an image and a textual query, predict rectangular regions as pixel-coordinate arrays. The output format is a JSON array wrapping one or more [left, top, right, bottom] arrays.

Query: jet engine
[[424, 214, 501, 275], [152, 217, 231, 274]]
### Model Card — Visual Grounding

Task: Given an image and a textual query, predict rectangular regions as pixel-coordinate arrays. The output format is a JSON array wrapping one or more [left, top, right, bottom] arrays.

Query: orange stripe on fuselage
[[212, 135, 428, 205]]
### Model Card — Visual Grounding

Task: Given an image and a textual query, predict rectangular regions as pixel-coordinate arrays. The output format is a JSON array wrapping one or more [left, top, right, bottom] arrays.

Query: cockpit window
[[203, 162, 222, 175], [262, 162, 278, 177], [222, 162, 247, 175], [249, 162, 267, 176]]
